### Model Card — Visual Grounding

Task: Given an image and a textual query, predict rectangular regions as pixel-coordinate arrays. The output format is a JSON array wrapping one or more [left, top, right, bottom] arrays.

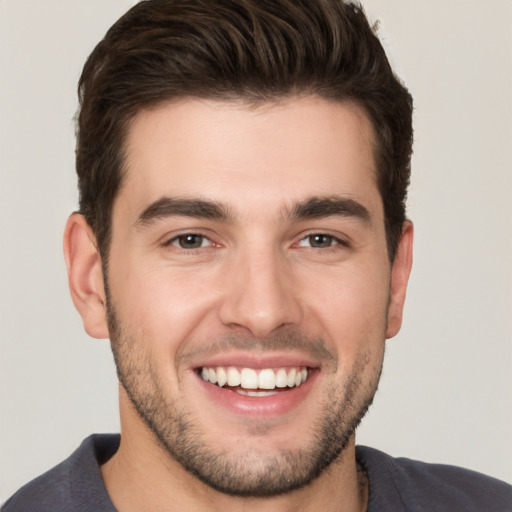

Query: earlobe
[[63, 213, 109, 339], [386, 221, 414, 339]]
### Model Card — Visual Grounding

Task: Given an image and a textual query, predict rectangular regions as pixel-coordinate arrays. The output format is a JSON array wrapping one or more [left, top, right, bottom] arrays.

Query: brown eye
[[307, 234, 335, 248], [174, 234, 206, 249]]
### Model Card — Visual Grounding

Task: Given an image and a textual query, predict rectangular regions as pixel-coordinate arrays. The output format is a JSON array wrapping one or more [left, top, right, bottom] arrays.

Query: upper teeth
[[200, 366, 309, 390]]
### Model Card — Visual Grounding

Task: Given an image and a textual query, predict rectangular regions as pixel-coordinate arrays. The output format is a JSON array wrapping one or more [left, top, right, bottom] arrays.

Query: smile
[[200, 366, 309, 396]]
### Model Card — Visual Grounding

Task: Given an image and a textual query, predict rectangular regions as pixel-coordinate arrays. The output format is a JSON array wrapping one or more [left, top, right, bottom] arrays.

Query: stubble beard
[[106, 302, 384, 498]]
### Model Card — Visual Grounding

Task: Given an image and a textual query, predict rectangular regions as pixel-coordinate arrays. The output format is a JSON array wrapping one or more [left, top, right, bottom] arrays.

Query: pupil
[[179, 234, 202, 248]]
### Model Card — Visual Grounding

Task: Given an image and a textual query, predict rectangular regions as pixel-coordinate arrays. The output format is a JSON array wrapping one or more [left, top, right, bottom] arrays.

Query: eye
[[297, 234, 342, 248], [169, 234, 211, 249]]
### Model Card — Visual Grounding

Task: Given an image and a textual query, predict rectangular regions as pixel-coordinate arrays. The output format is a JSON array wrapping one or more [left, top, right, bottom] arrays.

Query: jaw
[[110, 390, 363, 511], [109, 340, 384, 505], [107, 301, 387, 498]]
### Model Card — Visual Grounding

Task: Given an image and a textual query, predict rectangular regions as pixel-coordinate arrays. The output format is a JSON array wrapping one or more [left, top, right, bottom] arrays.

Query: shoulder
[[2, 434, 119, 512], [356, 445, 512, 512]]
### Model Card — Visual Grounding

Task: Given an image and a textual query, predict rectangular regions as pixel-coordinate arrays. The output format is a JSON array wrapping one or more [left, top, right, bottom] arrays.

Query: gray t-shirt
[[3, 434, 511, 511]]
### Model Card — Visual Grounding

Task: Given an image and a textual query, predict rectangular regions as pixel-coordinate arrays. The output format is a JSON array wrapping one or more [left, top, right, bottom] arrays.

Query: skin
[[64, 96, 413, 512]]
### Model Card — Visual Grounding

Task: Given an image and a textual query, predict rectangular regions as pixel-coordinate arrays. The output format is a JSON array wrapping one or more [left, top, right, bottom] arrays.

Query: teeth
[[237, 389, 279, 397], [208, 368, 217, 384], [275, 368, 288, 388], [258, 369, 275, 389], [200, 365, 309, 391], [227, 367, 241, 387], [217, 367, 227, 387], [240, 368, 258, 389], [287, 368, 297, 387]]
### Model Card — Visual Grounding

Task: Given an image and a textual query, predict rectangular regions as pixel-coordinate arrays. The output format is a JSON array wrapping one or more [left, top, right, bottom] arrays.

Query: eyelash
[[163, 233, 214, 250], [296, 233, 348, 250], [162, 232, 349, 252]]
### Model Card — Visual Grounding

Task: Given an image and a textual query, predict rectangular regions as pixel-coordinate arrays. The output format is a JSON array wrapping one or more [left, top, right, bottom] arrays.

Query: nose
[[218, 246, 303, 338]]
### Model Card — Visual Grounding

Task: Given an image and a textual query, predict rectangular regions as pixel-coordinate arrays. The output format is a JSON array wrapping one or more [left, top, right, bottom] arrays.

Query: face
[[92, 97, 410, 496]]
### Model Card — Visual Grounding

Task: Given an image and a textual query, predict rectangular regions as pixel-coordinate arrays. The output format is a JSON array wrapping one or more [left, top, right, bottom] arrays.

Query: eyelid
[[172, 234, 211, 249], [295, 231, 350, 248], [160, 230, 218, 249], [158, 228, 350, 251]]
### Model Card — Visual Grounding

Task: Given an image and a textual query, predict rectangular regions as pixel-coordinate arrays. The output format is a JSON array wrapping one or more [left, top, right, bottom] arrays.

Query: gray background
[[1, 0, 511, 502]]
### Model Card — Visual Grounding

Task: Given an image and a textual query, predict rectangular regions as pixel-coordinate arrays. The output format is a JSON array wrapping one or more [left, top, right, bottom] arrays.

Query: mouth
[[197, 366, 310, 397]]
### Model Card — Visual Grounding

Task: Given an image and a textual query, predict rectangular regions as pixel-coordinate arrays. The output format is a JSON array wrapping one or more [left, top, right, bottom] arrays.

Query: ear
[[63, 213, 109, 339], [386, 221, 413, 339]]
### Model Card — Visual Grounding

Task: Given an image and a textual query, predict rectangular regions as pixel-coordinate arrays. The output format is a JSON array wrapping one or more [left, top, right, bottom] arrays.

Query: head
[[76, 0, 412, 263], [66, 0, 414, 501]]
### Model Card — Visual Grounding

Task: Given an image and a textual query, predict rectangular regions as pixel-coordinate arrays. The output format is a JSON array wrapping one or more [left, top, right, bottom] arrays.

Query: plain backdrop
[[1, 0, 511, 503]]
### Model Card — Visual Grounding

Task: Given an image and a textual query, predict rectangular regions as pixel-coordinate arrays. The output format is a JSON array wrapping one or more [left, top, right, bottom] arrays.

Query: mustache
[[178, 329, 338, 371]]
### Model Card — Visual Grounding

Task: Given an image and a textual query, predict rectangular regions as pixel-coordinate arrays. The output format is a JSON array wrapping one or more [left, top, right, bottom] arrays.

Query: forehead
[[118, 96, 380, 220]]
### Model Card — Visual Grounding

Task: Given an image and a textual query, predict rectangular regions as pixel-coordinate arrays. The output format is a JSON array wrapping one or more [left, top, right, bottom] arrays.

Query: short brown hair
[[76, 0, 413, 260]]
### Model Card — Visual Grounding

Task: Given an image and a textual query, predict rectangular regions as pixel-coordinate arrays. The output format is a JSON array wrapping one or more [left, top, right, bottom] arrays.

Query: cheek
[[108, 261, 222, 350], [300, 262, 390, 349]]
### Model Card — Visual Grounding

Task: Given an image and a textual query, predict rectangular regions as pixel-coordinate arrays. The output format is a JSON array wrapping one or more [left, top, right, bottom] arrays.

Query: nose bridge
[[219, 241, 302, 337]]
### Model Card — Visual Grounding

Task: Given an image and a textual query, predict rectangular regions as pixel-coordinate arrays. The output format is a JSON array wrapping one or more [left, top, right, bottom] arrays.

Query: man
[[3, 0, 511, 511]]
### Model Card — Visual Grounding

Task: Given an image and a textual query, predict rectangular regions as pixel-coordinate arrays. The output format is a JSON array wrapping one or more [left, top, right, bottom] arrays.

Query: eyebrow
[[289, 196, 371, 223], [134, 194, 371, 228], [135, 197, 233, 227]]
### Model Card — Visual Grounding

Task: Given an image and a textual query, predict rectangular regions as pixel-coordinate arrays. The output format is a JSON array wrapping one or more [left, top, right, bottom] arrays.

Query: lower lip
[[195, 370, 318, 417]]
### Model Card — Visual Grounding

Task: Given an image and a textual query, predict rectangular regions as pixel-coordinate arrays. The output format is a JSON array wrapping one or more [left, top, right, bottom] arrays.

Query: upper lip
[[191, 352, 321, 371]]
